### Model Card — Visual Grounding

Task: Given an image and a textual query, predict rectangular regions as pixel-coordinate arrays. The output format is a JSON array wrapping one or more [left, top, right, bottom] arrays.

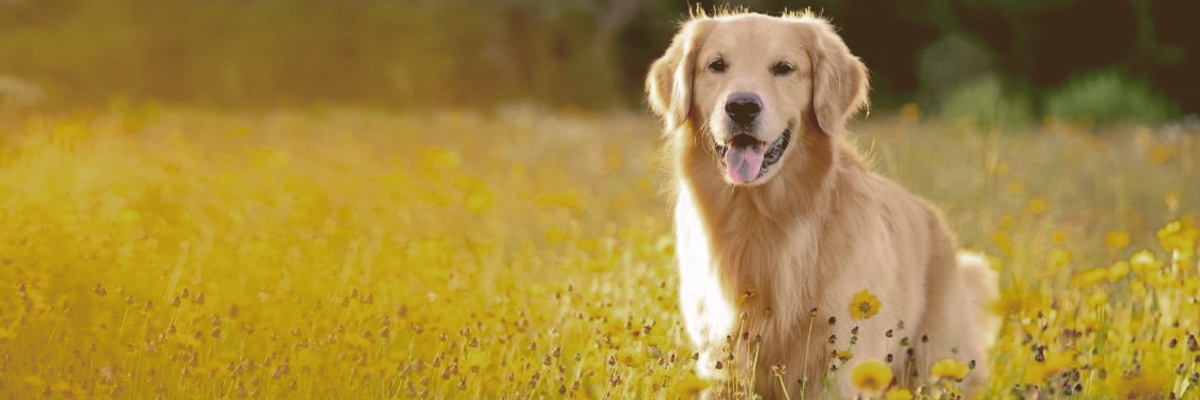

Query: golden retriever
[[645, 10, 997, 399]]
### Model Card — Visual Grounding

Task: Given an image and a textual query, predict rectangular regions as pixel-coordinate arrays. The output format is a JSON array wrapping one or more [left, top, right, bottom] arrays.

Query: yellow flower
[[1112, 364, 1172, 399], [464, 349, 491, 370], [1021, 351, 1076, 384], [545, 227, 569, 244], [1045, 248, 1071, 273], [990, 289, 1046, 318], [1107, 261, 1130, 283], [850, 359, 893, 392], [668, 374, 710, 398], [900, 102, 920, 122], [930, 358, 970, 382], [1105, 230, 1131, 250], [1051, 229, 1068, 244], [992, 231, 1014, 256], [1027, 198, 1047, 215], [416, 147, 459, 174], [1157, 218, 1198, 260], [849, 290, 881, 320], [885, 388, 913, 400], [535, 192, 583, 212], [1129, 250, 1161, 275], [1071, 267, 1107, 288], [463, 185, 496, 214]]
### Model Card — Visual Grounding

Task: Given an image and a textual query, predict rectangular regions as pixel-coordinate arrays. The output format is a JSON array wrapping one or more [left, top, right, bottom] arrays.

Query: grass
[[0, 105, 1196, 399]]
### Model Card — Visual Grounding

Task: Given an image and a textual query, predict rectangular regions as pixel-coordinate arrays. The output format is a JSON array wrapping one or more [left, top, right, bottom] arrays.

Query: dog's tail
[[957, 251, 1000, 348]]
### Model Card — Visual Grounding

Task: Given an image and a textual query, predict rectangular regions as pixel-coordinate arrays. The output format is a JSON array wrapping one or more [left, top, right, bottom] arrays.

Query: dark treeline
[[0, 0, 1195, 117]]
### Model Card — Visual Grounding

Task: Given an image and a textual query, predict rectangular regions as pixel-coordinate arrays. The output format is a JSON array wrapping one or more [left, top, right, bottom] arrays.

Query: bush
[[1045, 69, 1179, 128], [939, 74, 1033, 131]]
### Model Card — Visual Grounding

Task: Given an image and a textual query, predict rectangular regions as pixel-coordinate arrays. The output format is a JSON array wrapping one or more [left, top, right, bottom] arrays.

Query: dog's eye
[[708, 59, 727, 73], [771, 62, 795, 76]]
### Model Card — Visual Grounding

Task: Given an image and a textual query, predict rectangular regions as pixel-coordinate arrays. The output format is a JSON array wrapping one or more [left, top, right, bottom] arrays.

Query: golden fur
[[646, 10, 996, 399]]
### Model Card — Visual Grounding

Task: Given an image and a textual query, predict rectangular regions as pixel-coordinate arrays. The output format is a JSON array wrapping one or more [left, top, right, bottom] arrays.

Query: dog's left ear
[[806, 18, 869, 135]]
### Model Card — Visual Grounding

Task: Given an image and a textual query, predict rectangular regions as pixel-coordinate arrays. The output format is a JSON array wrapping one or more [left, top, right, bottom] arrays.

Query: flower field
[[0, 106, 1197, 399]]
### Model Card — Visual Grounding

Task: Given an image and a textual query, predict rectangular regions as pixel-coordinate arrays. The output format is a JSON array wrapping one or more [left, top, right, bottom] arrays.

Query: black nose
[[724, 93, 762, 125]]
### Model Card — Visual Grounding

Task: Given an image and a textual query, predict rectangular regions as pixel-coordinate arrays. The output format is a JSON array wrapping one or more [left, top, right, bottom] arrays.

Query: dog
[[645, 10, 997, 399]]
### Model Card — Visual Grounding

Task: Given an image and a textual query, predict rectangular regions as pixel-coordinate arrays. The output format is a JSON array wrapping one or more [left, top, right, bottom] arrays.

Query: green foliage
[[0, 0, 1192, 118], [0, 0, 623, 108], [939, 74, 1032, 131], [1045, 69, 1179, 127]]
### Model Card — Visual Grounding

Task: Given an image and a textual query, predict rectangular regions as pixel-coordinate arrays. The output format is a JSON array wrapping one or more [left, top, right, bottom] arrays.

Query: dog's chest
[[674, 187, 820, 348]]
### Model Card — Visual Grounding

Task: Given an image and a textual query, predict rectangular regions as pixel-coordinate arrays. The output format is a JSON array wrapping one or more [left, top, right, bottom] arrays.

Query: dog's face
[[646, 12, 869, 186]]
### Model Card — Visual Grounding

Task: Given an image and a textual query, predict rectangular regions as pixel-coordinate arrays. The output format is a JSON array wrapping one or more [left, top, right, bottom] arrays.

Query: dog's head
[[646, 11, 869, 186]]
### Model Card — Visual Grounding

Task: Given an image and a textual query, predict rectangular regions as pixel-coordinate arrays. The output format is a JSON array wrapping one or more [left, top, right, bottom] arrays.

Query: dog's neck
[[672, 123, 852, 314]]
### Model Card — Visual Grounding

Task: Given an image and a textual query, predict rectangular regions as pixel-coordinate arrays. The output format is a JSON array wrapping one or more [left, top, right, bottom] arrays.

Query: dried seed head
[[771, 363, 787, 375]]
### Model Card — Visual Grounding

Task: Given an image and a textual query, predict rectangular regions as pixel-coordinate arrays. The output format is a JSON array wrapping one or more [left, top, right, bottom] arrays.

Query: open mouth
[[714, 130, 792, 183]]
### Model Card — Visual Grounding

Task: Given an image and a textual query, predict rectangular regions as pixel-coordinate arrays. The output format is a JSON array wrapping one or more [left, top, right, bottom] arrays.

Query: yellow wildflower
[[534, 192, 583, 212], [1071, 267, 1108, 288], [463, 185, 496, 214], [849, 290, 881, 320], [990, 289, 1046, 318], [1051, 229, 1068, 244], [1021, 351, 1077, 384], [900, 102, 920, 122], [885, 388, 913, 400], [1105, 230, 1131, 250], [1027, 198, 1047, 215], [1045, 248, 1071, 273], [1129, 250, 1161, 275], [416, 147, 459, 174], [1158, 218, 1198, 260], [1107, 261, 1130, 283], [464, 349, 491, 370], [668, 374, 710, 398], [930, 358, 969, 382], [850, 359, 893, 392], [1113, 364, 1172, 399]]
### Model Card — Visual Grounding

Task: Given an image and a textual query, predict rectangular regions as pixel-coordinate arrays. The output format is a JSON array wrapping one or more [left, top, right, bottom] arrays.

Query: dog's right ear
[[646, 18, 712, 132]]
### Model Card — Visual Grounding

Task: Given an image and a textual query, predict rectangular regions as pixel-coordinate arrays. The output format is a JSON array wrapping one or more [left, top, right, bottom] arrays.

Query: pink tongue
[[724, 145, 765, 183]]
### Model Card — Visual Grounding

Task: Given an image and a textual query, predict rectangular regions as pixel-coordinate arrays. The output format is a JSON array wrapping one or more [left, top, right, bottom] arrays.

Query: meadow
[[0, 105, 1196, 399]]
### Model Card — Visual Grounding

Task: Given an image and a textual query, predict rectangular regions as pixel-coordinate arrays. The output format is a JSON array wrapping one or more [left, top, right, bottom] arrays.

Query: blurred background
[[0, 0, 1196, 126]]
